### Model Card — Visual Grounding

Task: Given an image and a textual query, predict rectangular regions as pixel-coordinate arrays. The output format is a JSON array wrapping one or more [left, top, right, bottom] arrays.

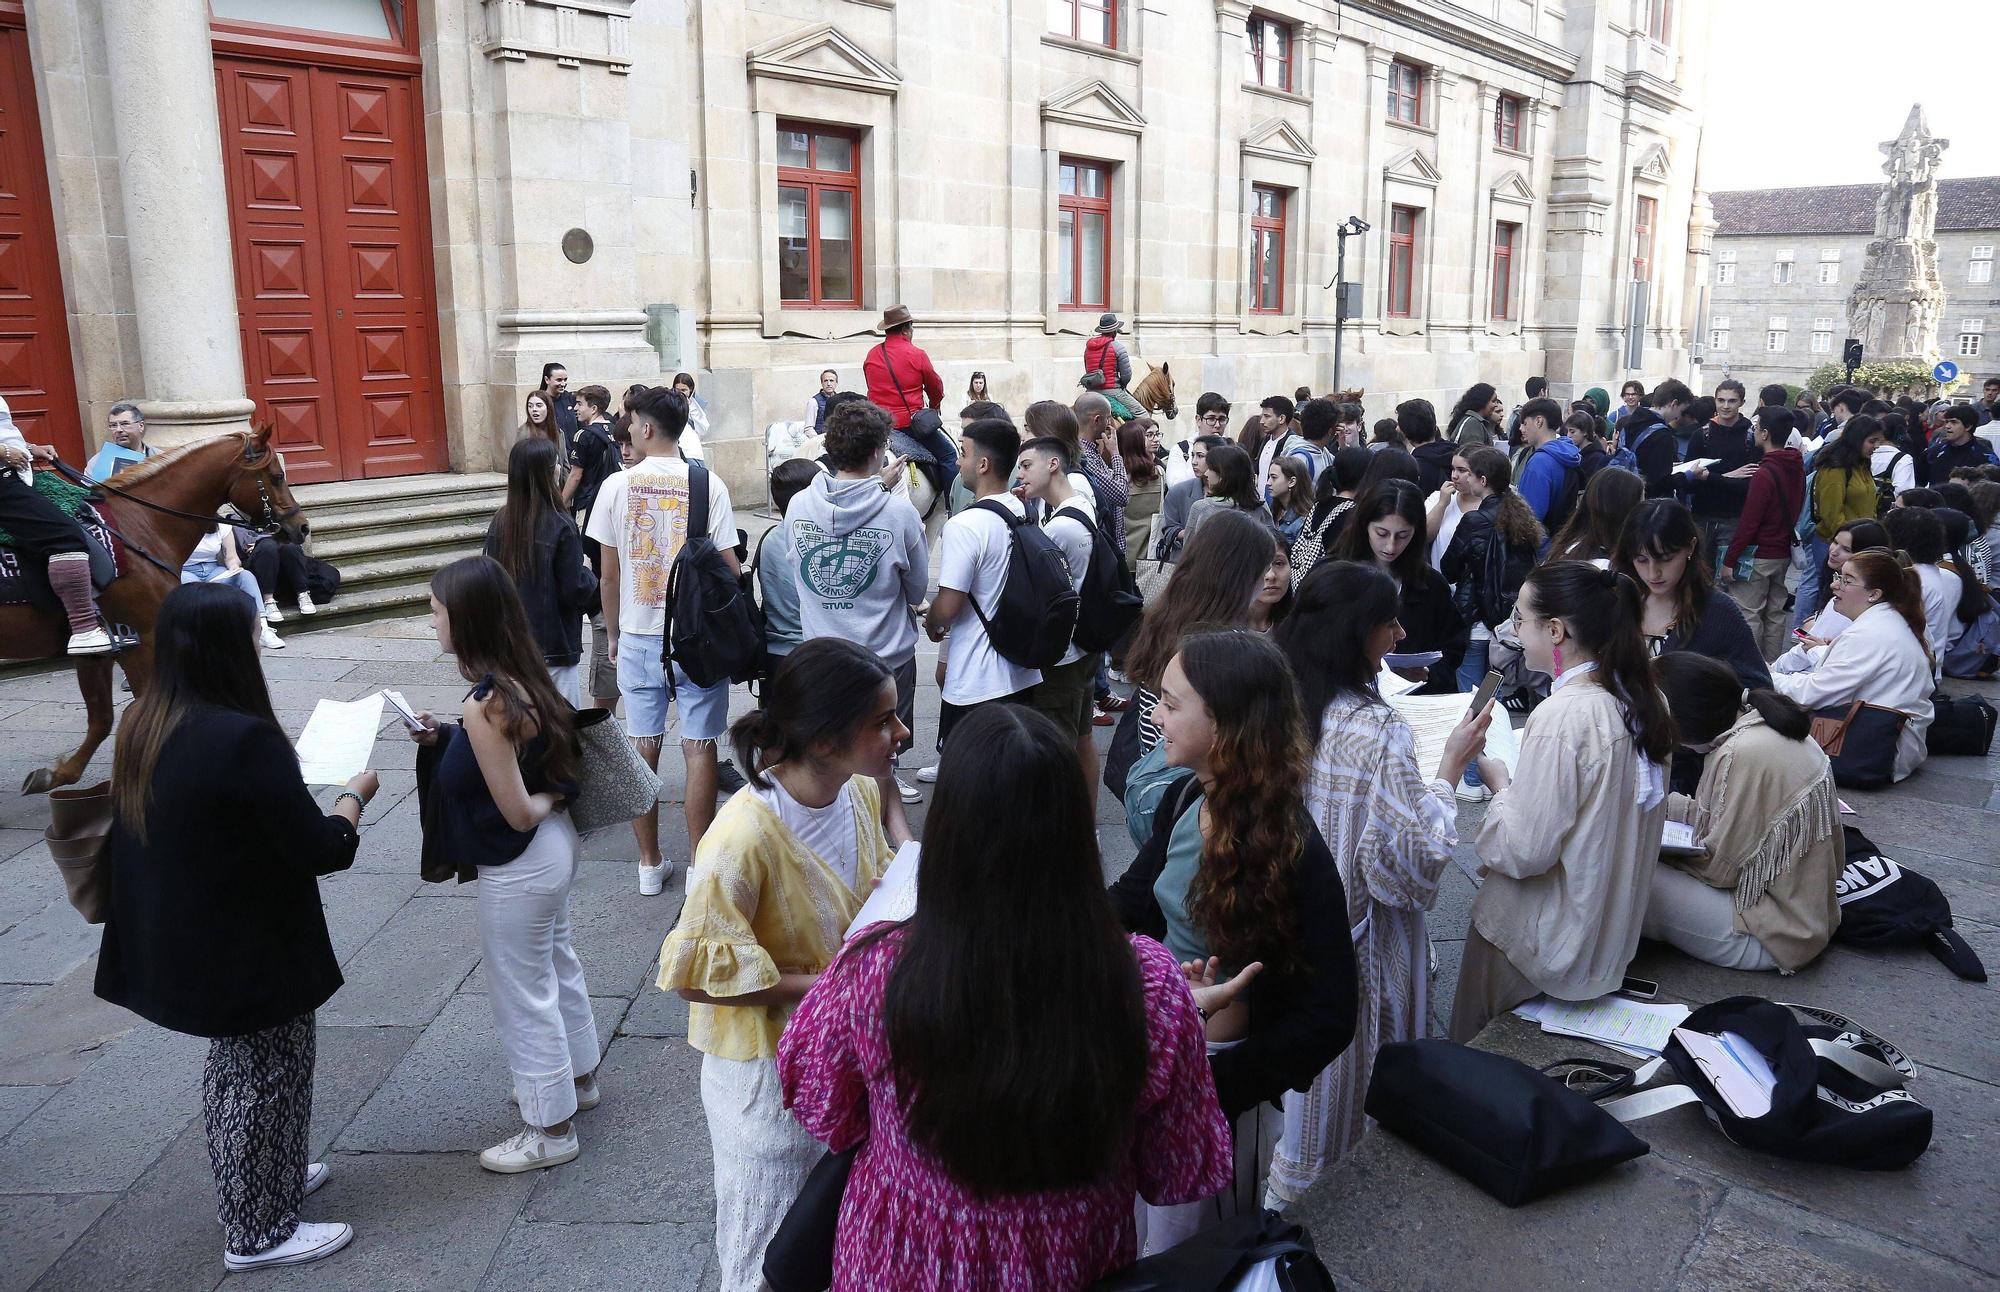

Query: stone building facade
[[1707, 177, 2000, 390], [4, 0, 1711, 501]]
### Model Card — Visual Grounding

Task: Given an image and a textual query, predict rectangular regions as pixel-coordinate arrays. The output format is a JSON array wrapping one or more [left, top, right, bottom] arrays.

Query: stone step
[[279, 472, 506, 633], [306, 492, 503, 544], [292, 471, 506, 516], [310, 518, 491, 564]]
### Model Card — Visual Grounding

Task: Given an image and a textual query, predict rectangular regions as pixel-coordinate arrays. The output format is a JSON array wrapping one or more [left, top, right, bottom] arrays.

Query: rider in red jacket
[[862, 305, 943, 430]]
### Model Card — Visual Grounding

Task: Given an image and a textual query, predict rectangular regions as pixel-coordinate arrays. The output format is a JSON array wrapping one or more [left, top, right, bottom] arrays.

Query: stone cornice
[[746, 23, 901, 96], [481, 0, 634, 74], [1342, 0, 1577, 82], [1042, 78, 1148, 136]]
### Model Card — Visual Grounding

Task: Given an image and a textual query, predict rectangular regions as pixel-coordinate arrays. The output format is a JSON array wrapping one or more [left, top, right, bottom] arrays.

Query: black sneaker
[[716, 760, 747, 794]]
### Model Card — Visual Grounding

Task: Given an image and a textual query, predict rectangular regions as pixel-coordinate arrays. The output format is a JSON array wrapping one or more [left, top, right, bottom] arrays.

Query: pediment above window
[[747, 23, 901, 96], [1041, 78, 1147, 136]]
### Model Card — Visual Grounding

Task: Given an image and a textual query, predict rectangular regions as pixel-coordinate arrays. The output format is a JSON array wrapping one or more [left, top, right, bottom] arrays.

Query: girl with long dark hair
[[1448, 382, 1501, 449], [410, 556, 587, 1175], [1613, 498, 1770, 689], [1120, 416, 1165, 571], [779, 705, 1233, 1289], [484, 436, 598, 706], [522, 389, 558, 450], [1109, 630, 1357, 1250], [1549, 465, 1643, 564], [1289, 445, 1373, 586], [1645, 654, 1842, 972], [1333, 480, 1465, 690], [1451, 562, 1676, 1041], [98, 583, 376, 1273], [1264, 564, 1486, 1203], [661, 640, 903, 1290], [1266, 456, 1313, 544], [1439, 446, 1542, 795]]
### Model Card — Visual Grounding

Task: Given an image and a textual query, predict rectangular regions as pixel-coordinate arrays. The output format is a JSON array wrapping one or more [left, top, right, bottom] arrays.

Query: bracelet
[[1197, 1004, 1214, 1023], [333, 791, 365, 813]]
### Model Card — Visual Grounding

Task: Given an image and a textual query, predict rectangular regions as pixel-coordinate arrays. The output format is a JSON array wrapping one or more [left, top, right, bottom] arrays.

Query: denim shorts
[[614, 631, 730, 742]]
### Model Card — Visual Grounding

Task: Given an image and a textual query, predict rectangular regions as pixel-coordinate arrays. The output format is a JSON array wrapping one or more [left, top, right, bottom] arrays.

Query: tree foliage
[[1804, 358, 1942, 396]]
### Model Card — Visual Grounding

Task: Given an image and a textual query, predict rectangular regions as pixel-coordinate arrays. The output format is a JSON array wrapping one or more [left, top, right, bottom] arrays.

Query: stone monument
[[1846, 105, 1950, 362]]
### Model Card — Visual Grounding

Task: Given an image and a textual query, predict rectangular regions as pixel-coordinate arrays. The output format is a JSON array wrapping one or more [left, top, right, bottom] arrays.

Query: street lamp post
[[1327, 215, 1369, 396]]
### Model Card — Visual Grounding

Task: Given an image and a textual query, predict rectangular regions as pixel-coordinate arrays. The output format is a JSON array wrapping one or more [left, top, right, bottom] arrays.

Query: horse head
[[230, 423, 309, 544], [1333, 388, 1366, 404], [1138, 362, 1178, 420]]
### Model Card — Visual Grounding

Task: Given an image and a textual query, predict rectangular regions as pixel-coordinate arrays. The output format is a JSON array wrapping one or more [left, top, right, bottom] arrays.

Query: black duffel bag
[[1926, 690, 1997, 756]]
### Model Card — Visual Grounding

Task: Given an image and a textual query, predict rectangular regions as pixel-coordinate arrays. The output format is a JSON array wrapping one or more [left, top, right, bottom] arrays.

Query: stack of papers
[[1383, 689, 1520, 781], [1673, 1028, 1777, 1118], [846, 841, 920, 937], [293, 694, 387, 785], [1675, 457, 1721, 475], [1514, 993, 1692, 1058]]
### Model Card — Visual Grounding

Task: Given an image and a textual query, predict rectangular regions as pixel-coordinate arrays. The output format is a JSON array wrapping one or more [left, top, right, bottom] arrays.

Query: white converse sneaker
[[914, 764, 939, 783], [895, 776, 922, 804], [304, 1161, 329, 1196], [478, 1125, 579, 1174], [224, 1221, 354, 1271], [260, 624, 286, 650], [1456, 780, 1492, 803], [638, 862, 668, 895], [65, 628, 113, 656], [262, 596, 282, 624], [297, 592, 318, 616]]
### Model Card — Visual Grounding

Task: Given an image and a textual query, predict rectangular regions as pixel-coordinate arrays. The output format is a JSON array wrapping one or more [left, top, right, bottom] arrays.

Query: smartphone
[[383, 689, 428, 733], [1466, 669, 1504, 718], [1619, 975, 1660, 1001], [1791, 628, 1817, 644]]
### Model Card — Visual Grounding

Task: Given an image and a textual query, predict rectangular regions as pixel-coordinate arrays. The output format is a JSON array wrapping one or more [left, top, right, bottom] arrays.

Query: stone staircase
[[289, 471, 506, 630]]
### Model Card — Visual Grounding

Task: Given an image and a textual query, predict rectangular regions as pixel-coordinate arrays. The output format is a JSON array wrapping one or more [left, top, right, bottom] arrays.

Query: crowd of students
[[95, 357, 2000, 1285]]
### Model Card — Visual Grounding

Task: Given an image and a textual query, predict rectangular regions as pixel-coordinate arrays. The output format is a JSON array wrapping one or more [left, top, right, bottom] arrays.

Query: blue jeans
[[1455, 638, 1491, 786], [1790, 536, 1829, 631], [181, 561, 263, 614]]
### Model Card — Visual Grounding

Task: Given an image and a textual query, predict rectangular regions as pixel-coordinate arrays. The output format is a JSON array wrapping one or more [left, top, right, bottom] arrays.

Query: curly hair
[[1175, 630, 1309, 978]]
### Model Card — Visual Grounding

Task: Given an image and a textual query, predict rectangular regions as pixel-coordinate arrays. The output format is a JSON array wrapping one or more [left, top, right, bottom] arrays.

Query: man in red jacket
[[863, 304, 943, 430], [1723, 405, 1806, 662]]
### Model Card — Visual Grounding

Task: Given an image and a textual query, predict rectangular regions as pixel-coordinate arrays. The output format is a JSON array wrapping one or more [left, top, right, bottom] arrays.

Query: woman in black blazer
[[95, 582, 378, 1274]]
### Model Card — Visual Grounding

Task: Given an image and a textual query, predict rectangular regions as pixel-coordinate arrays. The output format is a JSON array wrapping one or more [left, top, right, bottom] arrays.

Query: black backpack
[[968, 499, 1079, 670], [662, 463, 762, 690], [1053, 501, 1143, 654]]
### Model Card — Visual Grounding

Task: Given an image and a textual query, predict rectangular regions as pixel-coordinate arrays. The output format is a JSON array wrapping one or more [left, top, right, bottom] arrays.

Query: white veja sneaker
[[262, 596, 282, 624], [895, 776, 922, 804], [304, 1161, 329, 1196], [297, 592, 318, 615], [224, 1221, 354, 1271], [479, 1125, 579, 1174], [260, 624, 286, 650], [638, 862, 668, 895], [914, 765, 939, 783]]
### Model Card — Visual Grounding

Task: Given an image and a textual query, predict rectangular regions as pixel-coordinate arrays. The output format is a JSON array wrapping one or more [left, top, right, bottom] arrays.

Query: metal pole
[[1332, 231, 1349, 397]]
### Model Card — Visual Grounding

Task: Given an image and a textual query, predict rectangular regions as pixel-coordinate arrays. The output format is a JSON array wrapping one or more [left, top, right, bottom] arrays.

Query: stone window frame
[[1490, 221, 1519, 321], [1379, 146, 1439, 335], [775, 122, 864, 309], [1387, 60, 1427, 129], [1058, 157, 1115, 313], [1767, 317, 1789, 353], [1493, 94, 1524, 151], [1715, 262, 1735, 285], [1244, 13, 1296, 93], [1645, 0, 1674, 45], [1810, 319, 1833, 354], [1040, 82, 1144, 337], [1239, 117, 1313, 335], [1483, 170, 1535, 336], [1248, 185, 1288, 314], [1969, 246, 1994, 284], [1049, 0, 1120, 50], [1710, 318, 1730, 351]]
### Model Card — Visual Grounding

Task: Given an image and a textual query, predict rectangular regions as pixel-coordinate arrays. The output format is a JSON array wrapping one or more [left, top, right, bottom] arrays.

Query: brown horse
[[1131, 362, 1178, 420], [2, 427, 307, 793]]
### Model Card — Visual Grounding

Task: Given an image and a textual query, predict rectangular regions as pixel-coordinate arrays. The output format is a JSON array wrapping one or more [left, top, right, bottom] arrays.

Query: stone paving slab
[[314, 890, 480, 1029], [1675, 1188, 2000, 1292], [477, 1217, 717, 1292], [0, 960, 138, 1087], [519, 1036, 713, 1226], [458, 858, 683, 1000], [0, 1192, 118, 1292], [0, 1022, 204, 1194]]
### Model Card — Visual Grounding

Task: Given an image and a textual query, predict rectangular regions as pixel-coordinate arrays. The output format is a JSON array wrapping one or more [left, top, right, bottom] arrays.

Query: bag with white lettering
[[1832, 827, 1987, 981]]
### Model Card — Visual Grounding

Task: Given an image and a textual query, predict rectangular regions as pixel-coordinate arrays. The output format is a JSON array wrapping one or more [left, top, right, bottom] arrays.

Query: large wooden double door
[[0, 19, 83, 462], [215, 57, 445, 483]]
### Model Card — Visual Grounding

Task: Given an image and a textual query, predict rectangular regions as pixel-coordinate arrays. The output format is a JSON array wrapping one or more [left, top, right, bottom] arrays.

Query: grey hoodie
[[785, 472, 928, 665]]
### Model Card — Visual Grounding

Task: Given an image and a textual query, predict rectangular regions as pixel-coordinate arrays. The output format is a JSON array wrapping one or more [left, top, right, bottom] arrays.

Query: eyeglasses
[[1832, 572, 1864, 588], [1198, 413, 1229, 425]]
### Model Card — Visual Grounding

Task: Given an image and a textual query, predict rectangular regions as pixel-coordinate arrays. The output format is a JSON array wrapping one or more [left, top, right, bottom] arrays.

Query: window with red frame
[[1494, 94, 1523, 150], [1050, 0, 1116, 47], [1245, 16, 1294, 92], [1250, 186, 1287, 313], [1633, 195, 1657, 283], [1059, 158, 1111, 311], [1387, 61, 1424, 125], [777, 123, 861, 307], [1646, 0, 1672, 42], [1388, 205, 1419, 317], [1491, 222, 1519, 320]]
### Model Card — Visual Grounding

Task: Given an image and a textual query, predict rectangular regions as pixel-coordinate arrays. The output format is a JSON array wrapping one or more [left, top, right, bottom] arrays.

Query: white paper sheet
[[1513, 994, 1692, 1058], [294, 694, 386, 785], [846, 840, 920, 937], [1386, 691, 1519, 781], [1675, 457, 1721, 475], [1660, 820, 1702, 852], [1673, 1028, 1776, 1118]]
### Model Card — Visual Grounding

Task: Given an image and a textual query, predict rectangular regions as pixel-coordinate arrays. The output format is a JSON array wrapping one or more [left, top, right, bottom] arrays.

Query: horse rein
[[45, 450, 302, 536]]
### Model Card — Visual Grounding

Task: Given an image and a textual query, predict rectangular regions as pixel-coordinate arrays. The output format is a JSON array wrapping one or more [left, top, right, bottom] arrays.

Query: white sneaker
[[895, 776, 922, 804], [297, 592, 318, 616], [511, 1071, 601, 1113], [304, 1161, 329, 1196], [262, 596, 282, 624], [224, 1221, 354, 1271], [260, 624, 286, 650], [638, 862, 669, 895], [478, 1125, 579, 1174], [1456, 780, 1492, 803], [65, 628, 113, 656], [914, 764, 939, 784]]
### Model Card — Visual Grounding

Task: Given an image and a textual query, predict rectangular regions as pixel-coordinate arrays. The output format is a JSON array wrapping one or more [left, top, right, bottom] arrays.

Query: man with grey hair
[[87, 402, 152, 481]]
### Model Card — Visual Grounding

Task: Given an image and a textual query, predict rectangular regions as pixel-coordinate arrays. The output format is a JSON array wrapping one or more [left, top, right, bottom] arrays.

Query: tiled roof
[[1712, 177, 2000, 236]]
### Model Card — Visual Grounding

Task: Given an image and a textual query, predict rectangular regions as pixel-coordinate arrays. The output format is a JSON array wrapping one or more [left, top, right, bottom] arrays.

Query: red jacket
[[863, 333, 943, 429], [1726, 446, 1804, 565]]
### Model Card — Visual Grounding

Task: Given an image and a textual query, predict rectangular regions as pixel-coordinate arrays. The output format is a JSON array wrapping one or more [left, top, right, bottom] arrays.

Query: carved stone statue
[[1847, 105, 1950, 361]]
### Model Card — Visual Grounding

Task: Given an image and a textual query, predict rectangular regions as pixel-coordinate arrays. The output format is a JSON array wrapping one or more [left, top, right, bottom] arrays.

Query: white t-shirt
[[187, 528, 225, 567], [752, 777, 861, 889], [1043, 496, 1096, 667], [938, 494, 1042, 704], [1914, 562, 1957, 658], [584, 454, 735, 638]]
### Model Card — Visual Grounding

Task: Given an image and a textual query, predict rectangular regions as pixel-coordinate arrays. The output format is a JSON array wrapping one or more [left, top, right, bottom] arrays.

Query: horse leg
[[22, 657, 114, 794]]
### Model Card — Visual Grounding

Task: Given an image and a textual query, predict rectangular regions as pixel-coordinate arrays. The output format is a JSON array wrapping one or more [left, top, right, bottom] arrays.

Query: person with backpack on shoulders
[[783, 398, 929, 822], [561, 384, 619, 573], [1871, 412, 1919, 495], [1723, 407, 1807, 662], [585, 387, 739, 897], [1623, 379, 1691, 499], [1448, 383, 1503, 450], [1280, 398, 1339, 487], [924, 420, 1044, 750], [1018, 436, 1114, 804], [1082, 312, 1135, 410], [1928, 405, 2000, 476], [1512, 397, 1581, 542]]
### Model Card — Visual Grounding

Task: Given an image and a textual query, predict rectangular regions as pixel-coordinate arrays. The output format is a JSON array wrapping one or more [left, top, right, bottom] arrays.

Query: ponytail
[[1653, 652, 1811, 744], [727, 638, 894, 790], [1846, 549, 1933, 670], [1747, 689, 1813, 741], [1528, 561, 1677, 762]]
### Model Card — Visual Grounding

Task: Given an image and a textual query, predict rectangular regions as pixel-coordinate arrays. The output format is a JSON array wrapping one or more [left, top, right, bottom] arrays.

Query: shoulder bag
[[45, 780, 113, 924], [569, 708, 662, 835], [1807, 700, 1906, 789]]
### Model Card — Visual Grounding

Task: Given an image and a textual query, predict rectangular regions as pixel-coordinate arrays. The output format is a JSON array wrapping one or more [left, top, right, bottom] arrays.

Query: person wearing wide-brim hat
[[1083, 312, 1133, 395], [863, 303, 944, 433]]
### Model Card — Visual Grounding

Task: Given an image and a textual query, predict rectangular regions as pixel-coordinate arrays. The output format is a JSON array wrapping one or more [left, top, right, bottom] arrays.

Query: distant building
[[1708, 178, 2000, 389]]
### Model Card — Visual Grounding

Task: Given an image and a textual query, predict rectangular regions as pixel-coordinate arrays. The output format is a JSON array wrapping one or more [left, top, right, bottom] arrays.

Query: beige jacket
[[1472, 677, 1670, 1001], [1666, 712, 1844, 972]]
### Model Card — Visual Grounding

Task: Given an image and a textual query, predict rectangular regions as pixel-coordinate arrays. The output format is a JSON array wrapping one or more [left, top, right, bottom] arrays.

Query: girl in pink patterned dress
[[777, 705, 1234, 1291]]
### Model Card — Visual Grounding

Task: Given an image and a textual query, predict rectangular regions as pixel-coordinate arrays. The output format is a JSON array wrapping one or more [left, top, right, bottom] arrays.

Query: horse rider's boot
[[47, 552, 111, 655]]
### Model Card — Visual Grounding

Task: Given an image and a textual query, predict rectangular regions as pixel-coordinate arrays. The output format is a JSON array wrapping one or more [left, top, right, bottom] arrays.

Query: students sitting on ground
[[1883, 505, 1957, 667], [1645, 654, 1843, 974], [1776, 519, 1889, 668]]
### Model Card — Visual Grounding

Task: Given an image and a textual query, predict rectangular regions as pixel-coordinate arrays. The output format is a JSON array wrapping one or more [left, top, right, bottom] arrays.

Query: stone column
[[99, 0, 254, 446]]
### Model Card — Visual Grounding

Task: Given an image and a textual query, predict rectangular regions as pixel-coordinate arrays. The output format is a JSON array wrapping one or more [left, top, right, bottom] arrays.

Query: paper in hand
[[294, 694, 385, 785], [847, 840, 920, 938]]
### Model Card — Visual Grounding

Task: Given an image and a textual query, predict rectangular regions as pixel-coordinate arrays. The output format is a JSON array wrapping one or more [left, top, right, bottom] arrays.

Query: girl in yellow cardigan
[[659, 639, 905, 1292]]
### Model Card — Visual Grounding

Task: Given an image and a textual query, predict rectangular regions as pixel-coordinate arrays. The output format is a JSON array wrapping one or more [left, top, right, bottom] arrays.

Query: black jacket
[[1109, 780, 1358, 1120], [483, 508, 598, 665], [1412, 439, 1459, 497], [96, 707, 359, 1037], [1576, 442, 1610, 484], [1686, 418, 1761, 518], [1662, 587, 1773, 691], [1926, 436, 1998, 475], [1441, 496, 1535, 631], [1397, 565, 1469, 693], [1623, 408, 1680, 498]]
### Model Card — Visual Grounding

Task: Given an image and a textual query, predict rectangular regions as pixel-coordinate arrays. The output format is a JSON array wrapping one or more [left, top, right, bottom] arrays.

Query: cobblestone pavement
[[0, 616, 1993, 1291]]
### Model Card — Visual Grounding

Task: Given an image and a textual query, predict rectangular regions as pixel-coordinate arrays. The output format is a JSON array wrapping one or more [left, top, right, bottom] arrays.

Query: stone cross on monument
[[1846, 105, 1950, 362]]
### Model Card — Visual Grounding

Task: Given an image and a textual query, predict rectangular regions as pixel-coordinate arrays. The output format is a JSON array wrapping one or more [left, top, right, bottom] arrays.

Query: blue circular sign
[[1934, 361, 1960, 383]]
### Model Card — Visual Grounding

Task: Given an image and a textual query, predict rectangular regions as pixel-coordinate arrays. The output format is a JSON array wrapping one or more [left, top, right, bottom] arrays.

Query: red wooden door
[[216, 57, 443, 483], [0, 20, 84, 462]]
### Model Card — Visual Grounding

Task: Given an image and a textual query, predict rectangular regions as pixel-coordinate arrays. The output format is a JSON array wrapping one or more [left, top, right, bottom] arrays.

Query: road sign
[[1935, 361, 1960, 383]]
